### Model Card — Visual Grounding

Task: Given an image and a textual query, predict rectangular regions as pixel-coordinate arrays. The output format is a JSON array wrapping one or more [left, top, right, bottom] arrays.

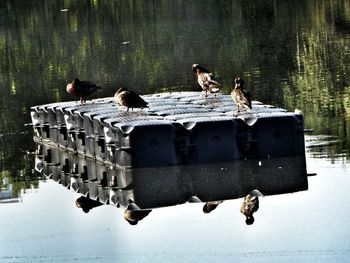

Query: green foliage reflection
[[0, 0, 350, 193]]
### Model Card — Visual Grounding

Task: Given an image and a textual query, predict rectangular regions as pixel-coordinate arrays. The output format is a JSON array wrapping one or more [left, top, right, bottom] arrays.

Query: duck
[[114, 87, 149, 111], [123, 202, 152, 225], [231, 77, 252, 112], [203, 200, 223, 214], [240, 189, 263, 225], [75, 196, 102, 213], [66, 78, 102, 104], [192, 64, 222, 97]]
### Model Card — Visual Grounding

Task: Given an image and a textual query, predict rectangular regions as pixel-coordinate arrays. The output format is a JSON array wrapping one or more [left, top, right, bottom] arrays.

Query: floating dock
[[30, 92, 305, 168]]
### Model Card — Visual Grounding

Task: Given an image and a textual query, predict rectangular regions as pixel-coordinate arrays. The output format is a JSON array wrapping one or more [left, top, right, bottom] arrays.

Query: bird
[[123, 202, 152, 225], [240, 189, 263, 225], [192, 64, 222, 97], [66, 78, 102, 104], [203, 201, 223, 214], [114, 87, 149, 111], [231, 77, 252, 112], [75, 196, 102, 213]]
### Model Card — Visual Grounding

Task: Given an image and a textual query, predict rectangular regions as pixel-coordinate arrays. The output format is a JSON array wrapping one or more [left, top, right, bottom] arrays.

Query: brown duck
[[240, 190, 263, 225], [192, 64, 222, 97], [231, 77, 252, 112], [66, 78, 102, 104], [114, 87, 149, 111]]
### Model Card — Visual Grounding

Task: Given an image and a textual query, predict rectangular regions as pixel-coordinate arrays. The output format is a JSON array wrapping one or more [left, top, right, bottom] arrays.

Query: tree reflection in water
[[1, 0, 350, 222]]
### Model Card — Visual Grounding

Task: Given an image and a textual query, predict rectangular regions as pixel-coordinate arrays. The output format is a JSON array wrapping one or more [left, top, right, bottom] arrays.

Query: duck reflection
[[240, 190, 264, 225], [75, 196, 102, 213], [124, 202, 152, 225], [34, 142, 310, 225], [203, 201, 223, 214]]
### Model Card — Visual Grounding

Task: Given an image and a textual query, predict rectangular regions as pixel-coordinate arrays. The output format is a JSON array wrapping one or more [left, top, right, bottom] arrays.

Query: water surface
[[1, 1, 350, 262]]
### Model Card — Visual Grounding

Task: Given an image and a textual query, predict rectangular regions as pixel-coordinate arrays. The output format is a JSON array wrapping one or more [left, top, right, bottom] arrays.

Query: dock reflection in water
[[34, 142, 309, 225]]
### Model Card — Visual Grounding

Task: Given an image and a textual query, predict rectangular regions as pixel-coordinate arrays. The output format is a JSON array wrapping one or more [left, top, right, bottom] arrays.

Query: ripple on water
[[305, 135, 341, 148]]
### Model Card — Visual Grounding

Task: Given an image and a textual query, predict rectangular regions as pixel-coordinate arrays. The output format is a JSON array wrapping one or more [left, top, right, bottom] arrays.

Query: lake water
[[1, 1, 350, 262]]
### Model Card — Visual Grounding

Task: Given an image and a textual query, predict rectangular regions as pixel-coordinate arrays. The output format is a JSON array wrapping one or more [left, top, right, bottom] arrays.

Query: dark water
[[1, 1, 350, 262]]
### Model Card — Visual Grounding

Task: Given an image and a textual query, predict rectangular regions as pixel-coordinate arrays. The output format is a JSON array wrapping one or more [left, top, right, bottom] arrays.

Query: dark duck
[[240, 190, 263, 225], [75, 196, 102, 213], [66, 78, 102, 104], [124, 202, 152, 225], [114, 87, 148, 111], [231, 77, 252, 112], [192, 64, 222, 97], [203, 201, 223, 214]]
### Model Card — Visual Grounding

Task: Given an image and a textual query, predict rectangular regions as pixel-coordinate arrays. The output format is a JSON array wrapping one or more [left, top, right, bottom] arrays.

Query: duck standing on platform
[[192, 64, 222, 97], [66, 78, 102, 104], [240, 189, 264, 225], [114, 87, 149, 111], [231, 77, 252, 112]]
